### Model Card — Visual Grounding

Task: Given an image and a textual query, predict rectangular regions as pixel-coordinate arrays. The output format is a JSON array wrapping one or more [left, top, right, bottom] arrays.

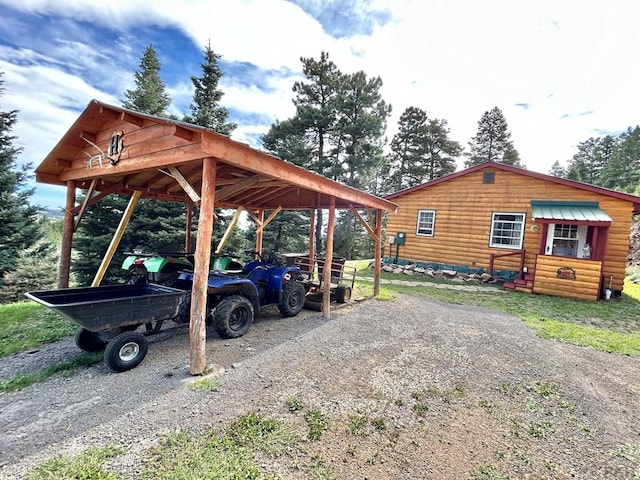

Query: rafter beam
[[215, 174, 264, 201], [159, 166, 201, 203]]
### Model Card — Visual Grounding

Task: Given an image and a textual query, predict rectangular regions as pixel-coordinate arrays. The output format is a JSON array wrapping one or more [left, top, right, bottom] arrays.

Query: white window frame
[[544, 224, 588, 258], [489, 212, 525, 249], [416, 210, 436, 237]]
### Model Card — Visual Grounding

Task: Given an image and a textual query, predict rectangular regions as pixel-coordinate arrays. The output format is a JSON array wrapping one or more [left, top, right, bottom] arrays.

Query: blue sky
[[0, 0, 639, 208]]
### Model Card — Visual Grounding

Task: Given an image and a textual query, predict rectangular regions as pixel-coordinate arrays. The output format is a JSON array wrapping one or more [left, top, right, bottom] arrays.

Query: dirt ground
[[1, 294, 639, 479]]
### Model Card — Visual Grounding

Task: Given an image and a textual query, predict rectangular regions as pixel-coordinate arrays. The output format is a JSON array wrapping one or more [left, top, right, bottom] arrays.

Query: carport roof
[[35, 100, 398, 212]]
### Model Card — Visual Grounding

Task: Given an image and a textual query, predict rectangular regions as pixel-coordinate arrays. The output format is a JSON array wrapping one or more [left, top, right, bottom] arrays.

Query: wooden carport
[[35, 100, 398, 374]]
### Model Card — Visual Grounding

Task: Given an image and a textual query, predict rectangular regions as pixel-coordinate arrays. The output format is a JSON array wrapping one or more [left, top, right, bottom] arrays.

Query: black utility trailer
[[25, 284, 187, 372]]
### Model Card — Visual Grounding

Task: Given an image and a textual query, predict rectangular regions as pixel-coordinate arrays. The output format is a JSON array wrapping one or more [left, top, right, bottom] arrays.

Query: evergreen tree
[[601, 127, 640, 194], [291, 52, 342, 253], [74, 46, 187, 285], [184, 41, 237, 136], [331, 70, 390, 259], [333, 70, 391, 190], [549, 160, 566, 178], [464, 107, 522, 168], [0, 239, 57, 302], [385, 107, 430, 192], [424, 118, 460, 180], [0, 72, 41, 281], [565, 137, 609, 185], [384, 107, 460, 193], [122, 45, 171, 116]]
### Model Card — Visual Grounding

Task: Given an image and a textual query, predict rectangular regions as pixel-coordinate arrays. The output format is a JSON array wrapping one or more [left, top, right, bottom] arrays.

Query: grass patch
[[360, 268, 640, 356], [26, 445, 124, 480], [0, 302, 75, 358], [305, 409, 328, 440], [141, 413, 296, 479], [188, 376, 222, 392], [471, 464, 510, 480], [0, 352, 103, 393]]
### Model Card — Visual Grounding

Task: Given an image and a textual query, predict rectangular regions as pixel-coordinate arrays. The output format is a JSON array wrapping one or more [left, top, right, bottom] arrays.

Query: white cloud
[[1, 0, 639, 206]]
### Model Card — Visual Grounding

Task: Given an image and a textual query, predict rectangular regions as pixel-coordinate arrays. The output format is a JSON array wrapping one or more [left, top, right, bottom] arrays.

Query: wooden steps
[[503, 273, 534, 293]]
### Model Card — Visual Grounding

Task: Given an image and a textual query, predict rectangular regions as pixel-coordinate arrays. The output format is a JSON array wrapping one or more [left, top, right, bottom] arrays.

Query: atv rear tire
[[278, 280, 306, 317], [214, 295, 254, 339]]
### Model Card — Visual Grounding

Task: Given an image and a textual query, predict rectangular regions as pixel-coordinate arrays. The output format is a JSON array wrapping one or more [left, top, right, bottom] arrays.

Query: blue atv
[[177, 252, 307, 339]]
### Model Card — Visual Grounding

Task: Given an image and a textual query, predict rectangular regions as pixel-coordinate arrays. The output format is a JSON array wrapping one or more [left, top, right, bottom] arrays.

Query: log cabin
[[385, 161, 640, 301]]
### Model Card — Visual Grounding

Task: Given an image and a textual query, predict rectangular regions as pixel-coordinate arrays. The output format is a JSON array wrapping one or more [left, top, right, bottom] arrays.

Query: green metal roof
[[530, 201, 612, 222]]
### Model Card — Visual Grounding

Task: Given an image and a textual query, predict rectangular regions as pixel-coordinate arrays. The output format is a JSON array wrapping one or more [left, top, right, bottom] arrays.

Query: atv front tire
[[214, 295, 254, 339]]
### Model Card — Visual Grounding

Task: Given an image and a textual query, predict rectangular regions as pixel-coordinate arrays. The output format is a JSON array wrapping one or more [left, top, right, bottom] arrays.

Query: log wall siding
[[533, 256, 602, 300], [386, 169, 634, 293]]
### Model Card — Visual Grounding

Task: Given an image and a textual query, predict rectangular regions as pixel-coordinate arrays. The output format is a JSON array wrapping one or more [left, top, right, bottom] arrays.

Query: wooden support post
[[185, 204, 193, 253], [322, 197, 336, 318], [91, 191, 141, 287], [215, 207, 243, 254], [308, 208, 316, 277], [256, 207, 282, 233], [255, 209, 264, 255], [58, 181, 76, 288], [190, 158, 216, 375], [374, 209, 382, 297]]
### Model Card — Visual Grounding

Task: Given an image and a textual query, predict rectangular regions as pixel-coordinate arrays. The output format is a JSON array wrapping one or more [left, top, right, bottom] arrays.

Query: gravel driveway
[[1, 294, 639, 479]]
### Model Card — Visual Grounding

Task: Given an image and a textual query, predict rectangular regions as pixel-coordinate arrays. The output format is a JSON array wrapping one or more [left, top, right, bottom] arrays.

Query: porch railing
[[488, 249, 526, 282]]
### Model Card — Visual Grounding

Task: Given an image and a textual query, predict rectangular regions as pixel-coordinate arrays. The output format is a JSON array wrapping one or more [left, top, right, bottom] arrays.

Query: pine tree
[[122, 45, 171, 116], [295, 53, 342, 254], [566, 137, 609, 185], [0, 240, 58, 302], [602, 127, 640, 194], [0, 72, 41, 281], [74, 47, 186, 285], [549, 160, 566, 178], [385, 107, 430, 192], [184, 41, 237, 136], [334, 70, 391, 190], [464, 107, 522, 168], [424, 118, 460, 180], [384, 107, 460, 194]]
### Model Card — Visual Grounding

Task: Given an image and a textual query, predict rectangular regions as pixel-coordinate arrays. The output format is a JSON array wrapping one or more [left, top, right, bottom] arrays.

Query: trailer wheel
[[279, 280, 306, 317], [334, 285, 352, 304], [177, 291, 191, 325], [214, 295, 254, 339], [104, 331, 149, 372], [74, 328, 107, 352]]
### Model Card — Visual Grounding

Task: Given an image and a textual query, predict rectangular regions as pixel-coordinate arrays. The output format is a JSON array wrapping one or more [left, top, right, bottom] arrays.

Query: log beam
[[91, 190, 141, 286], [215, 207, 244, 254]]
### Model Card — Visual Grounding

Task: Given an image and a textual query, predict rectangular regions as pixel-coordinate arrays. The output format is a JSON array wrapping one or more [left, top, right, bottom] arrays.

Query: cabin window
[[416, 210, 436, 236], [545, 224, 589, 258], [483, 172, 495, 184], [489, 213, 525, 249]]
